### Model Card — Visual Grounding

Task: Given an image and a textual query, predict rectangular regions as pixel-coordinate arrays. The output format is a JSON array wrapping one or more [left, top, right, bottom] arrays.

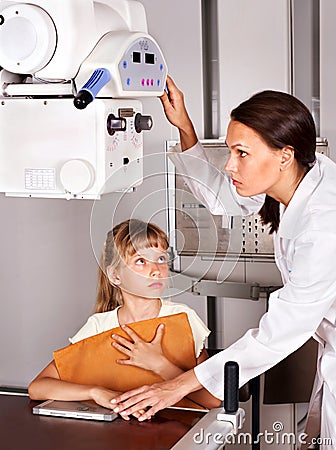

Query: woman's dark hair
[[230, 90, 316, 233]]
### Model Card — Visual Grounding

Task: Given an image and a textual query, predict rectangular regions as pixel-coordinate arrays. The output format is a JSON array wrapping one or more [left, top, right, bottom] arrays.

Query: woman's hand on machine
[[160, 76, 195, 134]]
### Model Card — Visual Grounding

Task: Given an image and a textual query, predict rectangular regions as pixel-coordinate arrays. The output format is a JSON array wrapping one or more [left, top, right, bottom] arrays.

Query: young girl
[[28, 219, 220, 414]]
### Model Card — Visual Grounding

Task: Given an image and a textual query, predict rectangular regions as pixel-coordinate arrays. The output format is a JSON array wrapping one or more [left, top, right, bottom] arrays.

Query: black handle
[[74, 90, 93, 110], [224, 361, 239, 413]]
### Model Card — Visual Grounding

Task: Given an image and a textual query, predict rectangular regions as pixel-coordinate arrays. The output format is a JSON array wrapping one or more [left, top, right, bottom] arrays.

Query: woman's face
[[224, 120, 283, 197]]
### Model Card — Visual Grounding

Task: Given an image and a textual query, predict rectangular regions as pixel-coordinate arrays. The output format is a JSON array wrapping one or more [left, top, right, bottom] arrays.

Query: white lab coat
[[169, 142, 336, 448]]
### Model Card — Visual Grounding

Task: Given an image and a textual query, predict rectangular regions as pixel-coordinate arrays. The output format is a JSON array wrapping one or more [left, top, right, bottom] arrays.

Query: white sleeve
[[183, 307, 210, 358], [168, 142, 265, 216], [68, 316, 99, 344], [160, 301, 210, 358], [194, 230, 336, 399]]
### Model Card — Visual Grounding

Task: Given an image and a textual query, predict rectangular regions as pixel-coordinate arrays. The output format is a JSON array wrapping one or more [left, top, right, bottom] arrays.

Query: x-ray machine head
[[0, 0, 167, 198]]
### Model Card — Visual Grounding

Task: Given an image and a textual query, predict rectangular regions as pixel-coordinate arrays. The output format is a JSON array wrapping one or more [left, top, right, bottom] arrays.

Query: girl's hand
[[111, 374, 194, 421], [90, 386, 121, 410], [90, 386, 146, 420], [112, 324, 167, 375]]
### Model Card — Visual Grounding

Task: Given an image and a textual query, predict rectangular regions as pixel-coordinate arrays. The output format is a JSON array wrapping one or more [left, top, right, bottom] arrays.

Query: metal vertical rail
[[201, 0, 220, 353], [206, 296, 217, 349], [201, 0, 220, 139], [251, 376, 260, 450]]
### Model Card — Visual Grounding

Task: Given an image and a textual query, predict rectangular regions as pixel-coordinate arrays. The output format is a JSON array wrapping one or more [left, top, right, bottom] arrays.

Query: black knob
[[107, 114, 127, 135], [74, 90, 93, 110], [224, 361, 239, 413], [134, 113, 153, 133]]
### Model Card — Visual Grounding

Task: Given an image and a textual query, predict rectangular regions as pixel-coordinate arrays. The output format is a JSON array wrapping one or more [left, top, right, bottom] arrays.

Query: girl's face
[[224, 120, 283, 198], [115, 245, 169, 299]]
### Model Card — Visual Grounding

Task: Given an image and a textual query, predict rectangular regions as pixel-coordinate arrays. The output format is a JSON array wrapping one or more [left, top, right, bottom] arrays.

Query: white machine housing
[[0, 98, 144, 198], [0, 0, 167, 199], [0, 0, 150, 80]]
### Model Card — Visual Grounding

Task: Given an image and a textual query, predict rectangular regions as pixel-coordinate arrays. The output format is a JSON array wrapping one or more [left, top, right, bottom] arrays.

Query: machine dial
[[107, 114, 127, 135], [134, 113, 153, 133]]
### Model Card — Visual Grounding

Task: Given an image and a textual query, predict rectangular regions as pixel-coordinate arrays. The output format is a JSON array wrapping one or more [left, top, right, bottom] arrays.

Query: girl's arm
[[28, 360, 121, 410], [185, 348, 221, 409]]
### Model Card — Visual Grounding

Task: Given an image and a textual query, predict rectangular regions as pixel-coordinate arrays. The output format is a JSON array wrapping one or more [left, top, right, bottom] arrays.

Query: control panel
[[74, 31, 167, 99], [101, 100, 144, 195], [118, 37, 167, 92]]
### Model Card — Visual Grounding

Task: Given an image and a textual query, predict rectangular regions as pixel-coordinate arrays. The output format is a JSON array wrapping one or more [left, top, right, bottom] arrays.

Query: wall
[[0, 198, 97, 386], [217, 0, 291, 136]]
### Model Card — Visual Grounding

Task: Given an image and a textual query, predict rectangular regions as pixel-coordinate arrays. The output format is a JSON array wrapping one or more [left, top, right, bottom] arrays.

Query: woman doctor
[[112, 77, 336, 448]]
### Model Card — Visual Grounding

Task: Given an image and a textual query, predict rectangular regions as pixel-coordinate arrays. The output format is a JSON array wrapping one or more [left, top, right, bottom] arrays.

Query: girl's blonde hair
[[95, 219, 169, 313]]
